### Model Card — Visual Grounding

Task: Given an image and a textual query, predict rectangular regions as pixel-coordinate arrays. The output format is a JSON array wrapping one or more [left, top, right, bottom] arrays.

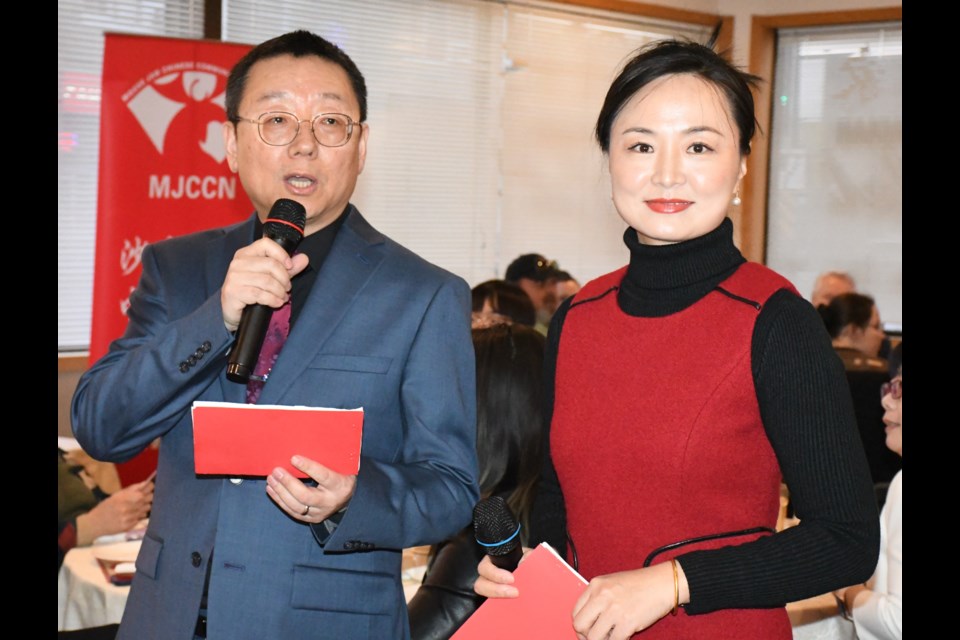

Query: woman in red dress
[[475, 39, 879, 640]]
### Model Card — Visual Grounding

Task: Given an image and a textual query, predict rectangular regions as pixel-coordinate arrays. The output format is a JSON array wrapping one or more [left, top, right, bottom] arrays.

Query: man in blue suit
[[72, 30, 479, 640]]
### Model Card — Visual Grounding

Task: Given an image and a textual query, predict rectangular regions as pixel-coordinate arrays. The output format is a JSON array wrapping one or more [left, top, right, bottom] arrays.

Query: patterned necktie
[[245, 300, 291, 404]]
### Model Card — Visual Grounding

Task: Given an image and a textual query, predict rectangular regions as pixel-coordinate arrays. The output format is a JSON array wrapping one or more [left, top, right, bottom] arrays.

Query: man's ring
[[301, 504, 310, 517]]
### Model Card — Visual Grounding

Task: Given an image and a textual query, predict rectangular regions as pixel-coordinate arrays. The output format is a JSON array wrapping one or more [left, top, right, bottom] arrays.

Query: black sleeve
[[407, 533, 485, 640], [528, 297, 571, 554], [678, 289, 881, 613]]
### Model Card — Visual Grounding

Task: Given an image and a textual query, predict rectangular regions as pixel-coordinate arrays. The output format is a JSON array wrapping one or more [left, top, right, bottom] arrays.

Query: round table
[[58, 546, 131, 631]]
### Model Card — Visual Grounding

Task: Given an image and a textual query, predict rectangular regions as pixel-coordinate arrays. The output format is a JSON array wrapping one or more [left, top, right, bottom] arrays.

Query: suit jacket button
[[191, 551, 203, 567], [187, 355, 198, 366], [179, 361, 190, 373], [194, 349, 205, 360], [201, 341, 212, 353]]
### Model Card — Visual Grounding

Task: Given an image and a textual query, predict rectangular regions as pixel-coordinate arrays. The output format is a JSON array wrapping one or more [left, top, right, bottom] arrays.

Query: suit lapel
[[257, 207, 386, 406]]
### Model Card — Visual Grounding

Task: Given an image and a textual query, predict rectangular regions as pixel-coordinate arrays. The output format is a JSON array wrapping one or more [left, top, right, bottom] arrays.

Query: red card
[[191, 402, 363, 477], [452, 543, 587, 639]]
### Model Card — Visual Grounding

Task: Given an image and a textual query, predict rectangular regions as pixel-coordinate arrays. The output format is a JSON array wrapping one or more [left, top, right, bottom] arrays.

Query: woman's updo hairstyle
[[595, 39, 760, 156], [818, 292, 877, 339]]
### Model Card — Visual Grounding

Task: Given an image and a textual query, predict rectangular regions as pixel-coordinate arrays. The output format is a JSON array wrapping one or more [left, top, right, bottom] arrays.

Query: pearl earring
[[732, 192, 742, 206]]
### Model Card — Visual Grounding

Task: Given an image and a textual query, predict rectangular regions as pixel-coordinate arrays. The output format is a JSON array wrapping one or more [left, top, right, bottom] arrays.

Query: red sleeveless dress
[[552, 262, 796, 639]]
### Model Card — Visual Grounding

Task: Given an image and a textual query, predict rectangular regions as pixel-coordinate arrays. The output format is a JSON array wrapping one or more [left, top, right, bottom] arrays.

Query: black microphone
[[473, 496, 523, 571], [226, 198, 307, 384]]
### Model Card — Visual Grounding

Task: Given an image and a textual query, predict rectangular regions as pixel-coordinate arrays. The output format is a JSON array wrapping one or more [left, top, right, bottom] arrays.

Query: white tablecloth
[[58, 546, 131, 631]]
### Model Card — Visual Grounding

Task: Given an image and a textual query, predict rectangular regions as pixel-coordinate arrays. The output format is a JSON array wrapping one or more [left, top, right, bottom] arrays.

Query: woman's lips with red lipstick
[[645, 199, 693, 214]]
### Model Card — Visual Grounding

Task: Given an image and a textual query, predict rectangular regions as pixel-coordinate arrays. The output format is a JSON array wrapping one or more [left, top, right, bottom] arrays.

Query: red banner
[[90, 34, 253, 363]]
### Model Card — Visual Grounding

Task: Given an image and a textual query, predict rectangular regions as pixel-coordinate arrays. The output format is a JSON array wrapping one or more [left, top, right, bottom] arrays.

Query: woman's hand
[[76, 476, 155, 546], [473, 547, 534, 598], [572, 561, 688, 640]]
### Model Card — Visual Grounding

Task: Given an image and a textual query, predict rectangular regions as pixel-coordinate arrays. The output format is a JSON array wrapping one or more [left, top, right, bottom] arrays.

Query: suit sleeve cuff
[[309, 506, 348, 546]]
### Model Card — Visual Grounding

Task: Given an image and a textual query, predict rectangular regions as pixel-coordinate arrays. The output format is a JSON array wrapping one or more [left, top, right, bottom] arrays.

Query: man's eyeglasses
[[235, 111, 361, 147], [880, 378, 902, 400]]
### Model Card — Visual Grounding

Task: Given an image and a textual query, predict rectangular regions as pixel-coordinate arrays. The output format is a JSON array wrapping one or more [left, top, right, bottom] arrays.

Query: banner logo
[[124, 63, 229, 162]]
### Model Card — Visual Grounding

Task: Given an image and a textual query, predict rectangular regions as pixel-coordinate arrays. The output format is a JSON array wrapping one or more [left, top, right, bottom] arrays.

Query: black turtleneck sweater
[[531, 219, 879, 614]]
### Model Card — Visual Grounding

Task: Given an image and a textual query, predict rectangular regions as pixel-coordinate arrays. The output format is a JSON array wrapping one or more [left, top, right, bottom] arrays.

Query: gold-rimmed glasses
[[234, 111, 361, 147]]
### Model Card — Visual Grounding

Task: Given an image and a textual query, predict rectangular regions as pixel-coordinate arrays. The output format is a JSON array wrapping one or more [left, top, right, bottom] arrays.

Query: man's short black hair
[[225, 30, 367, 124]]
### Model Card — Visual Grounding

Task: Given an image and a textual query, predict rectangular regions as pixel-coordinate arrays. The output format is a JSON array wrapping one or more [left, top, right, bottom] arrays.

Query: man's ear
[[355, 123, 369, 175], [223, 121, 239, 173]]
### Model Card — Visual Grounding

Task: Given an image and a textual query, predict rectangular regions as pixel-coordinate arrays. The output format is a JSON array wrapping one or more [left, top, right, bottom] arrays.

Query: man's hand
[[220, 238, 309, 332], [266, 456, 356, 523]]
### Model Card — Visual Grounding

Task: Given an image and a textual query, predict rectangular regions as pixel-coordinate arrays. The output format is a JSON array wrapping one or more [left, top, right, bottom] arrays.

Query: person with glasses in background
[[834, 359, 902, 640], [72, 31, 478, 640], [819, 293, 900, 487]]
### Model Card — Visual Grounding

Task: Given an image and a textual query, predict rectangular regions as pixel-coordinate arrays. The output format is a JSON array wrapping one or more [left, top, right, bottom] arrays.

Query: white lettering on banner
[[148, 175, 236, 200], [160, 61, 195, 74], [196, 62, 229, 76]]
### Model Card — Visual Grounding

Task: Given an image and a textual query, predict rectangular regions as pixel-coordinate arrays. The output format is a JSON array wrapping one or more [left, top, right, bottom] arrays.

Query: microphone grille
[[264, 198, 307, 246], [473, 496, 520, 557]]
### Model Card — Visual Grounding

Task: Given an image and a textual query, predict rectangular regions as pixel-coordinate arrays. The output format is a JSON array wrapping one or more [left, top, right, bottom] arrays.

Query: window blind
[[59, 0, 709, 350], [766, 22, 902, 326], [58, 0, 204, 351]]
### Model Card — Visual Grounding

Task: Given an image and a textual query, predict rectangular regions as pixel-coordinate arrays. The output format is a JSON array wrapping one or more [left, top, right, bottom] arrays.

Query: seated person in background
[[407, 323, 545, 640], [549, 270, 581, 316], [504, 253, 561, 333], [819, 293, 900, 485], [471, 279, 536, 327], [58, 448, 154, 571], [810, 270, 856, 308], [812, 272, 893, 359], [835, 361, 902, 640]]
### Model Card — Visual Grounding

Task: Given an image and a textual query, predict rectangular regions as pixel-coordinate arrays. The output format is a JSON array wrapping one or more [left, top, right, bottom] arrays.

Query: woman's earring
[[732, 191, 742, 206]]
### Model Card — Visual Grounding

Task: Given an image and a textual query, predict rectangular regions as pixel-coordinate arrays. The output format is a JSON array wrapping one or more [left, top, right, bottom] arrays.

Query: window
[[766, 23, 902, 327]]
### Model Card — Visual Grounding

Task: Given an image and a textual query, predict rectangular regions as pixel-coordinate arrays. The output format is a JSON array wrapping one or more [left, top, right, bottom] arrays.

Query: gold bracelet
[[670, 559, 679, 616]]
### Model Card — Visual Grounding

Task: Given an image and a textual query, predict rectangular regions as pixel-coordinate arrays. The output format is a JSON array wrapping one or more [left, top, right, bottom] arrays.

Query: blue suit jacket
[[72, 206, 479, 640]]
